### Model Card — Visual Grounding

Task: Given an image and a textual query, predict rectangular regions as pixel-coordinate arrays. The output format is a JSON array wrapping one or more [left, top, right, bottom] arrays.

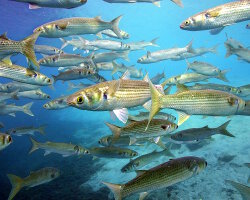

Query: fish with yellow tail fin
[[146, 78, 247, 129], [7, 167, 60, 200], [0, 32, 40, 68], [103, 156, 207, 200]]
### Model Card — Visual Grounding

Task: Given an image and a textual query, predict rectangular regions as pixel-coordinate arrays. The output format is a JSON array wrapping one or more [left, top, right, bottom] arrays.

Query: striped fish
[[0, 61, 52, 86], [103, 156, 207, 200]]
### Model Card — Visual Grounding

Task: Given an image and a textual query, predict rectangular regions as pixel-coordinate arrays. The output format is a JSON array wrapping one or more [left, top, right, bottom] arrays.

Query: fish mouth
[[180, 23, 185, 29]]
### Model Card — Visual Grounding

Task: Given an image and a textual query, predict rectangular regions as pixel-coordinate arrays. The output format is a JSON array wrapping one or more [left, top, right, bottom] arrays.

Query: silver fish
[[96, 62, 114, 71], [60, 37, 98, 52], [128, 38, 159, 51], [0, 82, 41, 93], [17, 89, 50, 100], [93, 51, 130, 63], [0, 90, 19, 102], [43, 96, 69, 110], [67, 82, 92, 91], [7, 125, 46, 136], [112, 62, 143, 78], [151, 72, 165, 84], [97, 29, 130, 39], [0, 102, 33, 117], [34, 45, 63, 55]]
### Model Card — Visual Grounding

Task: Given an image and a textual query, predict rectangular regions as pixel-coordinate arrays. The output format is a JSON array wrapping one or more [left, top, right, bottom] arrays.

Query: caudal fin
[[186, 40, 195, 54], [111, 61, 119, 75], [29, 137, 40, 154], [225, 45, 233, 58], [210, 44, 219, 54], [22, 102, 34, 116], [110, 15, 123, 39], [217, 120, 235, 137], [225, 180, 250, 200], [120, 50, 130, 62], [7, 174, 23, 200], [22, 32, 40, 69], [171, 0, 183, 7], [105, 122, 121, 138], [52, 75, 57, 83], [38, 125, 46, 135], [151, 37, 159, 47], [217, 70, 229, 82], [59, 38, 68, 49], [102, 182, 123, 200]]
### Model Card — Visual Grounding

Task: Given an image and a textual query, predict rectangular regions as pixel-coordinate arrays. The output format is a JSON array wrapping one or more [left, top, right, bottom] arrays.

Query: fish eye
[[205, 161, 207, 167], [85, 150, 89, 154], [77, 96, 84, 104], [7, 136, 12, 143], [98, 140, 101, 144], [185, 20, 190, 26], [47, 79, 51, 83]]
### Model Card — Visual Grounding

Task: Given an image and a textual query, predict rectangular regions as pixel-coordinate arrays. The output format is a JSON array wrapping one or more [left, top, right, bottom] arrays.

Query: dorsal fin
[[0, 32, 8, 40], [121, 70, 130, 80], [143, 73, 149, 82]]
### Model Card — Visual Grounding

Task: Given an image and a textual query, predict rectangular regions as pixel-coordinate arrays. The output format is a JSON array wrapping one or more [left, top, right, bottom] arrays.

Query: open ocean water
[[0, 0, 249, 200]]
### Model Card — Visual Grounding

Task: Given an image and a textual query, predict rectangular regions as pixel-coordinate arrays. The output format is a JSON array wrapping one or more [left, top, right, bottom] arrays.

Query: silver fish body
[[128, 38, 159, 51], [98, 29, 130, 39], [0, 82, 41, 93], [151, 72, 165, 84], [43, 96, 69, 110], [34, 45, 63, 55], [17, 89, 50, 100], [0, 102, 33, 117], [93, 51, 129, 63], [0, 91, 18, 102]]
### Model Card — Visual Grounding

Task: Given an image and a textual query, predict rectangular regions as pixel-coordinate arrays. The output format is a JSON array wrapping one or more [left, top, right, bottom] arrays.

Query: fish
[[34, 15, 123, 39], [89, 146, 138, 159], [0, 133, 12, 151], [106, 119, 178, 139], [0, 90, 19, 102], [0, 102, 34, 117], [38, 53, 93, 67], [112, 62, 143, 78], [97, 29, 130, 39], [43, 96, 69, 110], [186, 60, 229, 81], [151, 71, 165, 84], [237, 100, 250, 116], [66, 73, 163, 123], [0, 82, 41, 93], [60, 37, 98, 52], [93, 51, 130, 63], [247, 23, 250, 29], [224, 34, 245, 50], [137, 40, 194, 64], [29, 137, 90, 156], [103, 156, 207, 200], [6, 125, 46, 136], [225, 45, 250, 63], [0, 32, 40, 68], [80, 38, 131, 51], [34, 44, 63, 55], [226, 180, 250, 200], [67, 82, 92, 91], [17, 89, 50, 100], [121, 148, 174, 173], [10, 0, 87, 9], [102, 0, 162, 7], [0, 61, 52, 86], [239, 84, 250, 98], [96, 62, 115, 71], [7, 167, 60, 200], [180, 1, 250, 32], [147, 81, 247, 127], [98, 135, 145, 147], [128, 111, 176, 122], [127, 37, 159, 51], [170, 120, 234, 144], [0, 122, 4, 129]]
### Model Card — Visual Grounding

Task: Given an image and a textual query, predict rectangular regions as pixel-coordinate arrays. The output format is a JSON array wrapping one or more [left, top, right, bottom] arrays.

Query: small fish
[[38, 53, 93, 67], [103, 156, 207, 200], [0, 32, 40, 68], [225, 45, 250, 63], [147, 81, 247, 127], [34, 44, 63, 55], [96, 62, 115, 71], [89, 146, 138, 159], [102, 0, 162, 7], [7, 125, 46, 136], [112, 62, 143, 78], [0, 90, 19, 102], [67, 82, 92, 91], [0, 102, 34, 117], [151, 72, 165, 84], [170, 120, 234, 144], [0, 61, 52, 86], [97, 29, 130, 39], [34, 16, 123, 39], [106, 119, 177, 139], [43, 96, 69, 110], [10, 0, 87, 9], [60, 37, 98, 52], [137, 40, 194, 64], [226, 180, 250, 200], [128, 111, 176, 122], [93, 51, 130, 63], [7, 167, 60, 200], [0, 133, 12, 151], [29, 137, 90, 157], [224, 34, 245, 50], [128, 37, 159, 51], [180, 1, 250, 32], [121, 148, 174, 173], [0, 82, 41, 93], [186, 61, 228, 81], [17, 89, 50, 100], [98, 135, 145, 147], [239, 84, 250, 98]]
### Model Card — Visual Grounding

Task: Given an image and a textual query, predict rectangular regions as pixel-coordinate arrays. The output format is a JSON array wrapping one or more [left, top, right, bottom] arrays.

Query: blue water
[[0, 0, 249, 199]]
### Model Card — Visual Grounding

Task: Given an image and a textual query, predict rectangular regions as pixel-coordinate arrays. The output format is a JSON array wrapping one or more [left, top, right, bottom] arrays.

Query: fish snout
[[66, 96, 76, 106]]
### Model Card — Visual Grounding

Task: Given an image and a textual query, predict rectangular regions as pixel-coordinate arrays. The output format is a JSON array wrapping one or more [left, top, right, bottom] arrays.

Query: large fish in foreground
[[7, 167, 60, 200], [147, 80, 246, 127], [0, 32, 40, 68], [103, 156, 207, 200], [11, 0, 87, 9], [34, 16, 123, 38], [180, 0, 250, 32]]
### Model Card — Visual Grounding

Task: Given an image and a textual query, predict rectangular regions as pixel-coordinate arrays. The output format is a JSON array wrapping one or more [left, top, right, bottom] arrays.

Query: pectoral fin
[[113, 108, 128, 124]]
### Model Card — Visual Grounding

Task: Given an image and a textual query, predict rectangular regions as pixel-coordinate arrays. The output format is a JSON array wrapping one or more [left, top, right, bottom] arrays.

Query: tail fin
[[52, 75, 57, 83], [21, 32, 40, 69], [38, 125, 46, 135], [217, 70, 229, 82], [29, 137, 40, 154], [59, 38, 68, 49], [110, 15, 123, 39], [105, 122, 121, 138], [186, 40, 195, 54], [225, 45, 233, 58], [146, 79, 163, 130], [171, 0, 183, 7], [10, 90, 19, 100], [185, 59, 191, 71], [7, 174, 23, 200], [67, 82, 75, 91], [22, 102, 34, 116], [111, 61, 119, 75], [120, 50, 130, 62], [225, 180, 250, 200], [210, 44, 219, 54], [151, 37, 159, 47], [217, 120, 234, 137], [102, 182, 123, 200]]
